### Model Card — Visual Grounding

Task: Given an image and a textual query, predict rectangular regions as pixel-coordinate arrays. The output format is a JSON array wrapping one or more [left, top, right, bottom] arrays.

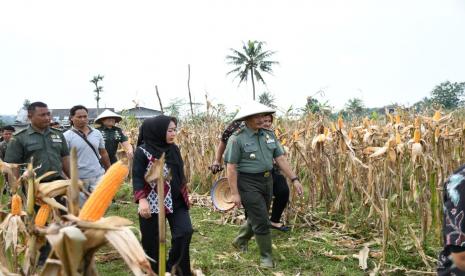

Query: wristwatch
[[291, 176, 300, 183]]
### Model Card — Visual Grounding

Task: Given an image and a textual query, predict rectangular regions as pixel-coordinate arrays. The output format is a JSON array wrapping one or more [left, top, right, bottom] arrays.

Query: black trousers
[[139, 207, 193, 276], [270, 171, 290, 223]]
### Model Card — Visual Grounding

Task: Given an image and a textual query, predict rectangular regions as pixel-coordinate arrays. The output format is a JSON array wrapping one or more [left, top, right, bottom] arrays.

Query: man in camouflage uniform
[[224, 101, 303, 268]]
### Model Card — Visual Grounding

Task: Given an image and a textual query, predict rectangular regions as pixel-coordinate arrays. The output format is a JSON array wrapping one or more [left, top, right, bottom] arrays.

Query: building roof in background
[[50, 108, 115, 121], [121, 107, 162, 119]]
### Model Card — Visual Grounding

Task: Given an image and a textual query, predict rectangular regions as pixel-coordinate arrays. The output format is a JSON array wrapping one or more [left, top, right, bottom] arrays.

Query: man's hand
[[231, 193, 241, 208], [293, 180, 304, 196], [210, 160, 223, 174]]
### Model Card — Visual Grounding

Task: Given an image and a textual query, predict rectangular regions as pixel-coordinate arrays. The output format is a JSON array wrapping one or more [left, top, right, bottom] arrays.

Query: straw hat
[[210, 177, 235, 211], [233, 101, 275, 121], [95, 109, 123, 124]]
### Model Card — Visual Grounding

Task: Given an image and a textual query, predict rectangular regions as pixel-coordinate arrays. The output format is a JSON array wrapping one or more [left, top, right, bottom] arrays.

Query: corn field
[[0, 108, 462, 274], [175, 109, 464, 270]]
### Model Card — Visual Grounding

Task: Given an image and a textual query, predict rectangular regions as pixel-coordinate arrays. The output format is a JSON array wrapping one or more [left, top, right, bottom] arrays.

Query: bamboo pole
[[157, 154, 166, 275], [68, 147, 80, 216]]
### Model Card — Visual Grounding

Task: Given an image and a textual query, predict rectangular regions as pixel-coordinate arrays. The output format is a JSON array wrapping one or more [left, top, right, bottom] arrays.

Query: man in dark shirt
[[95, 109, 133, 164], [0, 125, 15, 160], [438, 164, 465, 274]]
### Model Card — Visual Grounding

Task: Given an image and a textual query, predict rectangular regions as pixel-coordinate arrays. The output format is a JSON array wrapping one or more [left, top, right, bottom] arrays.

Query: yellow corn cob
[[435, 127, 440, 139], [11, 194, 22, 215], [395, 114, 401, 124], [396, 131, 401, 144], [363, 117, 369, 128], [35, 204, 51, 227], [387, 114, 394, 124], [433, 110, 441, 121], [293, 130, 300, 141], [337, 116, 343, 130], [414, 129, 421, 143], [274, 129, 280, 138], [348, 129, 353, 140], [79, 161, 129, 221], [414, 117, 420, 128]]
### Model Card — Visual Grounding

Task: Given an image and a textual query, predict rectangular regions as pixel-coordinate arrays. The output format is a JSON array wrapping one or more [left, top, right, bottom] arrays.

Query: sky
[[1, 0, 464, 116]]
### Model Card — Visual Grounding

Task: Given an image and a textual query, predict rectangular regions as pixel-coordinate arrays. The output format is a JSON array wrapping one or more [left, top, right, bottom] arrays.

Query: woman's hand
[[138, 198, 151, 218]]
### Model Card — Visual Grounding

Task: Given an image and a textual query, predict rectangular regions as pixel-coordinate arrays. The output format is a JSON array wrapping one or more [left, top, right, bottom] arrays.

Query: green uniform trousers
[[238, 171, 273, 235]]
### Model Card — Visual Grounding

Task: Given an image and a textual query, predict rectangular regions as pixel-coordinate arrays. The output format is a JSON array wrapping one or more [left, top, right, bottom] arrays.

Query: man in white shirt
[[63, 105, 111, 205]]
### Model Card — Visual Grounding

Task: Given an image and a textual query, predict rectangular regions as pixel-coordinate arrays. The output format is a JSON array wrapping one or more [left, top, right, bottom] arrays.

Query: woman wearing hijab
[[132, 115, 192, 276]]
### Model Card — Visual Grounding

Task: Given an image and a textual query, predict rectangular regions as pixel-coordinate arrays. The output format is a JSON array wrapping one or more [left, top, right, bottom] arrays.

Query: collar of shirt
[[72, 126, 94, 137], [244, 126, 264, 137], [27, 125, 50, 136]]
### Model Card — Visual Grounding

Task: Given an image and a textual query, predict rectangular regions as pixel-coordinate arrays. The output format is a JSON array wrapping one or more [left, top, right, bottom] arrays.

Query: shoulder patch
[[14, 128, 27, 136], [50, 128, 63, 135]]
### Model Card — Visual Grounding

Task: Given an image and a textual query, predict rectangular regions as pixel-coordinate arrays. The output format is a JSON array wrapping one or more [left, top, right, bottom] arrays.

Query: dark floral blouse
[[221, 121, 243, 144], [438, 164, 465, 275]]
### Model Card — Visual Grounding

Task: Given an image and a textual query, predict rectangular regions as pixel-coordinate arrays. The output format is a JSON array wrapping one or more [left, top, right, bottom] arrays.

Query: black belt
[[239, 171, 271, 177]]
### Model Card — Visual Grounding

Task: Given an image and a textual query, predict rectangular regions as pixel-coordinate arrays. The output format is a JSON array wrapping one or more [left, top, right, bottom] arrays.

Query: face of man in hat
[[102, 118, 116, 128], [245, 113, 267, 130]]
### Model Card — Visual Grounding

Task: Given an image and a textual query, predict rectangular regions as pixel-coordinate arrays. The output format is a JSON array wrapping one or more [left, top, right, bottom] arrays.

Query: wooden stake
[[157, 154, 166, 275], [187, 64, 194, 117], [68, 147, 80, 216]]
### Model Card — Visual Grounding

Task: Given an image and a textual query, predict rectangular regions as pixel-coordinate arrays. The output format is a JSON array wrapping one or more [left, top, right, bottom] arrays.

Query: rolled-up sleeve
[[224, 136, 241, 164]]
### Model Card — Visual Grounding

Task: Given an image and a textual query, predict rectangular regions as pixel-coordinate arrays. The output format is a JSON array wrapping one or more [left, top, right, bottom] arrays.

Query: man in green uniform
[[95, 109, 133, 164], [4, 101, 70, 265], [5, 101, 70, 182], [224, 101, 303, 268], [0, 125, 15, 160]]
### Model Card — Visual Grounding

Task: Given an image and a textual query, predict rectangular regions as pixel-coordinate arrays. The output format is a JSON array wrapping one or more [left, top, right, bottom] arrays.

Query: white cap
[[232, 101, 275, 121]]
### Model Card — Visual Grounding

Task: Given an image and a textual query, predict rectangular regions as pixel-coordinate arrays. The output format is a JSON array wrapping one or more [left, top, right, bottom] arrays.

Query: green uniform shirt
[[0, 140, 8, 160], [224, 126, 284, 173], [97, 126, 128, 164], [4, 125, 69, 180]]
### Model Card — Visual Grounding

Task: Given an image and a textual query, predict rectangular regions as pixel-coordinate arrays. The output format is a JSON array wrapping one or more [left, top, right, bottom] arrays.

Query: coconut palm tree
[[90, 74, 104, 114], [258, 91, 277, 109], [226, 40, 278, 100], [345, 97, 365, 116]]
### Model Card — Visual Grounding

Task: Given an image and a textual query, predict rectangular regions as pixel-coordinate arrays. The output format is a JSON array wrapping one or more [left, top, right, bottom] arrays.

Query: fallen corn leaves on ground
[[97, 183, 439, 275]]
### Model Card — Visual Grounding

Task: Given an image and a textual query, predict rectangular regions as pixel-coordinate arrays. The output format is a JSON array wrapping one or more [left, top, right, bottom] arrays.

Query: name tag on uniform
[[266, 138, 275, 144], [52, 138, 62, 143]]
